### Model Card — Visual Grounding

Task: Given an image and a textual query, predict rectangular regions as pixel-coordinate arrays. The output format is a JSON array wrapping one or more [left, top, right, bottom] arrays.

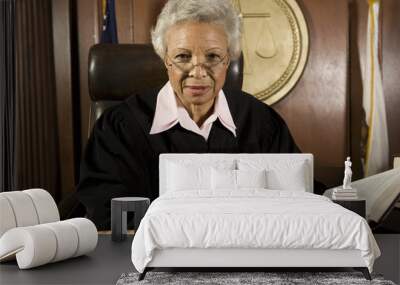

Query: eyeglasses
[[165, 52, 229, 73]]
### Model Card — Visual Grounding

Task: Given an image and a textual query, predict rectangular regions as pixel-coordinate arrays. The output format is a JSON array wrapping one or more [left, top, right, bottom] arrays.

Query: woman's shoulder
[[92, 102, 131, 136], [225, 89, 285, 125], [98, 88, 159, 127], [96, 90, 157, 133], [125, 88, 158, 114]]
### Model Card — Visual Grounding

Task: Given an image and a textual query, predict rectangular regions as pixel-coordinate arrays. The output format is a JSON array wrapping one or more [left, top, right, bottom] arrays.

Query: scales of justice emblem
[[232, 0, 309, 105]]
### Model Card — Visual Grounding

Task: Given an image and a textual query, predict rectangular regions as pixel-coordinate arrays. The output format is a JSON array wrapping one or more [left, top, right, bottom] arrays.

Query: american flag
[[101, 0, 118, 43]]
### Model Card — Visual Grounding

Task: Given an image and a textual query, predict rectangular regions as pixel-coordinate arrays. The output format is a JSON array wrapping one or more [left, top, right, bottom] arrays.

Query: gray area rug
[[116, 272, 396, 285]]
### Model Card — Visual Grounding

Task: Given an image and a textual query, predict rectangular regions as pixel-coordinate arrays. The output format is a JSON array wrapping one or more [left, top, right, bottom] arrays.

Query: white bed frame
[[148, 248, 365, 267], [139, 154, 371, 280]]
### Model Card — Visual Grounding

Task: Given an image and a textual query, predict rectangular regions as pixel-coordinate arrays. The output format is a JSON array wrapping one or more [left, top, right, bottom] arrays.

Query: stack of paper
[[332, 187, 358, 200]]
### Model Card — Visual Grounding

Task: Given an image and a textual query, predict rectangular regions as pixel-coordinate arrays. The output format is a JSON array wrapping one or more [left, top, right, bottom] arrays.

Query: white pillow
[[211, 168, 267, 190], [166, 159, 235, 192], [167, 162, 211, 191], [237, 169, 267, 189], [267, 165, 307, 191], [211, 168, 236, 189], [238, 159, 308, 191]]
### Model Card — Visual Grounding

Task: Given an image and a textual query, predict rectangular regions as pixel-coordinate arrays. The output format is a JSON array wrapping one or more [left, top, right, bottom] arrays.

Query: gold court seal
[[233, 0, 309, 105]]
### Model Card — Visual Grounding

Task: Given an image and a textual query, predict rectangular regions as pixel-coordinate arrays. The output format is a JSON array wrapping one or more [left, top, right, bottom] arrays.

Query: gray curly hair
[[151, 0, 242, 60]]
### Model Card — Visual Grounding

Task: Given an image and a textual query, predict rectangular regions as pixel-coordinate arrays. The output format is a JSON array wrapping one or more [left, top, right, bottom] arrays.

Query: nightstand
[[111, 197, 150, 242], [332, 199, 366, 218]]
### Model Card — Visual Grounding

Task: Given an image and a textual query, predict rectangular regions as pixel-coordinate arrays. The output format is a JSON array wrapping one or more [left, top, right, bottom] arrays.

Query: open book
[[324, 167, 400, 227]]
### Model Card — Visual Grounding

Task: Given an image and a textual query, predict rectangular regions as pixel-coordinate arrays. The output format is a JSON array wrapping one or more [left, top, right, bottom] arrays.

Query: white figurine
[[342, 157, 352, 190]]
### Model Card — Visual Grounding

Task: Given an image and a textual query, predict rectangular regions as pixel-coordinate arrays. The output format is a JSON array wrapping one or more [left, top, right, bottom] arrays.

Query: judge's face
[[164, 21, 230, 109]]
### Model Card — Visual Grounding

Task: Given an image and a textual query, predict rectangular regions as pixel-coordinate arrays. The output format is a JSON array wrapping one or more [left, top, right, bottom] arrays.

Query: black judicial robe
[[77, 88, 300, 229]]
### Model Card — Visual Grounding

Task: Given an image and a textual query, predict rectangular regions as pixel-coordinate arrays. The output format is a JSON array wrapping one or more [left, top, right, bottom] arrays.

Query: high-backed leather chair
[[88, 43, 243, 132]]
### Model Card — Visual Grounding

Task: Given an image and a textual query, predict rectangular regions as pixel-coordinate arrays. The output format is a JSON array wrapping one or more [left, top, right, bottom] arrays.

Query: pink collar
[[150, 82, 236, 140]]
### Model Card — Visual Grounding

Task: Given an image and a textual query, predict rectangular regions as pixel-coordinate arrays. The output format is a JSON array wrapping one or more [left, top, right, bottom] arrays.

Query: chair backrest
[[88, 43, 243, 133]]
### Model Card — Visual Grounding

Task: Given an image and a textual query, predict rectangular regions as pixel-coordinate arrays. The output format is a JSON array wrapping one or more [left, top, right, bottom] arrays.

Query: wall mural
[[233, 0, 309, 105]]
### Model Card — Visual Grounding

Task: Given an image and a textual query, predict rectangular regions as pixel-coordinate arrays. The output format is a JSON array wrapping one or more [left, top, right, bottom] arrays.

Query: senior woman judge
[[77, 0, 300, 229]]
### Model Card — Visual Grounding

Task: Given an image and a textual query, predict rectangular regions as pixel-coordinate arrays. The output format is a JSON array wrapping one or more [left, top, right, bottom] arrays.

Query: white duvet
[[131, 190, 380, 273]]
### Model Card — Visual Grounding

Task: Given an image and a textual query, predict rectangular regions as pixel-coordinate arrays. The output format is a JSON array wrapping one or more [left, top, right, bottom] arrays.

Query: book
[[332, 193, 358, 197], [332, 194, 359, 200], [333, 188, 358, 194], [332, 196, 359, 200]]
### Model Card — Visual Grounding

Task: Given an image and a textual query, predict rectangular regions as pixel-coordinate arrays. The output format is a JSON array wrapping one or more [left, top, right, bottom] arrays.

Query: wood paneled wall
[[274, 0, 350, 187], [349, 0, 367, 181], [382, 0, 400, 166], [77, 0, 101, 151], [15, 0, 60, 199], [52, 0, 76, 199]]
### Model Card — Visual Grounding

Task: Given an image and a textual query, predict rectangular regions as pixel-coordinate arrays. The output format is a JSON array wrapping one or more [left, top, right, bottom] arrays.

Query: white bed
[[131, 154, 380, 280]]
